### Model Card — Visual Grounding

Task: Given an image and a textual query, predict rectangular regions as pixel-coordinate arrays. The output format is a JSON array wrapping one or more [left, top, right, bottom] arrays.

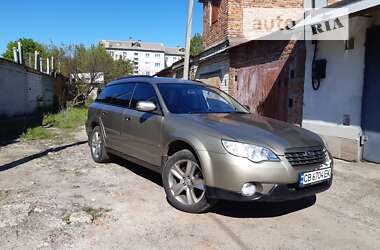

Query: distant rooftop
[[100, 40, 185, 55]]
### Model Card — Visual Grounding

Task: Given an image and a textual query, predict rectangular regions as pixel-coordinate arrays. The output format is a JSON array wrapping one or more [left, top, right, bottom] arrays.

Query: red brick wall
[[202, 0, 229, 48], [202, 0, 304, 48]]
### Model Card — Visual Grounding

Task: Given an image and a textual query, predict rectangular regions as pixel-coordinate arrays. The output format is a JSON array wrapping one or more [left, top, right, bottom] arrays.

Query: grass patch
[[82, 207, 112, 220], [18, 106, 88, 141], [20, 126, 53, 140], [43, 107, 88, 130]]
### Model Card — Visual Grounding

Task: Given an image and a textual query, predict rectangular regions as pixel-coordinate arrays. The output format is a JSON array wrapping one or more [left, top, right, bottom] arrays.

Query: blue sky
[[0, 0, 203, 54]]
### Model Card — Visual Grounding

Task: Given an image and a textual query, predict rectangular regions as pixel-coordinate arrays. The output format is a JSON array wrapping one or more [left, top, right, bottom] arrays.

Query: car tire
[[162, 149, 216, 213], [90, 126, 110, 163]]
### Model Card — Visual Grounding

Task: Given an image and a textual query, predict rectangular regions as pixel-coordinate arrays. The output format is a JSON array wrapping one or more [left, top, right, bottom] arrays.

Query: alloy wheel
[[168, 159, 205, 205], [91, 131, 102, 159]]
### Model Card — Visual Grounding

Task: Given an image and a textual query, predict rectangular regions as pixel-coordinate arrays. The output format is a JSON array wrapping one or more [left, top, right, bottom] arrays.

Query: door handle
[[124, 116, 131, 121]]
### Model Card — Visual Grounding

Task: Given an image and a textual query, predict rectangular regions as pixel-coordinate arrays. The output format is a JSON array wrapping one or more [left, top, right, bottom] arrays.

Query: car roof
[[106, 76, 206, 87]]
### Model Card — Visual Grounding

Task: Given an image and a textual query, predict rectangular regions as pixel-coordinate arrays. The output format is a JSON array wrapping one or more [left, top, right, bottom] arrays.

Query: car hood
[[182, 113, 323, 154]]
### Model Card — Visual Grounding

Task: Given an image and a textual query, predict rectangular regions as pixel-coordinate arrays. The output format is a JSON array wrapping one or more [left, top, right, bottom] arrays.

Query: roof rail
[[116, 75, 154, 81]]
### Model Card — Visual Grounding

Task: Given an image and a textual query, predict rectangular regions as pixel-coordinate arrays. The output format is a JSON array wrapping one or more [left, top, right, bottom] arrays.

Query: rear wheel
[[162, 149, 215, 213], [90, 126, 110, 163]]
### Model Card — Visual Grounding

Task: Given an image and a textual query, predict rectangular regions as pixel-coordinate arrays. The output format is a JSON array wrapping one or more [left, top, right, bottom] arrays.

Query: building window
[[155, 63, 160, 68], [146, 53, 150, 57], [110, 51, 114, 57], [145, 72, 150, 75], [155, 53, 160, 58], [123, 52, 127, 56], [173, 57, 177, 61], [134, 52, 138, 56], [211, 0, 220, 25]]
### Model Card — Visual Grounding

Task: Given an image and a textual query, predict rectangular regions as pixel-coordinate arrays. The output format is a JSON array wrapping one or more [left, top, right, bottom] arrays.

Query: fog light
[[241, 183, 256, 197]]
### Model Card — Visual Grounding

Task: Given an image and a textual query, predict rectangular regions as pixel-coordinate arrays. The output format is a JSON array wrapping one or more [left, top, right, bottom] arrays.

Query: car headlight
[[222, 140, 279, 163]]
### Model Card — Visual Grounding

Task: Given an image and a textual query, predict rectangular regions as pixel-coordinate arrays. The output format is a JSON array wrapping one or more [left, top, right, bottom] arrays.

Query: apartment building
[[100, 40, 184, 76]]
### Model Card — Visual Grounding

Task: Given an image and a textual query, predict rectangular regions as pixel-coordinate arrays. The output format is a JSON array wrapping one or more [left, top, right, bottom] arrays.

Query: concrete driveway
[[0, 129, 379, 250]]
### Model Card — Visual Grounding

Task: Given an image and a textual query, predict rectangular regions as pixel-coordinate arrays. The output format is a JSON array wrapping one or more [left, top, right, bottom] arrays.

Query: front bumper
[[206, 177, 333, 202], [197, 149, 334, 202]]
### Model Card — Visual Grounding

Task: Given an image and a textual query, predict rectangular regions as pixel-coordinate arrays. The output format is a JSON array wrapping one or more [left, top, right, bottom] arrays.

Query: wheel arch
[[167, 139, 201, 164], [164, 138, 214, 187]]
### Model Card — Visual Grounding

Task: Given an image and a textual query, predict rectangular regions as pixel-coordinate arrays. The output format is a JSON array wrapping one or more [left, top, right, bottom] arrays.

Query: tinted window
[[96, 83, 135, 108], [97, 85, 117, 104], [130, 83, 159, 110], [158, 83, 248, 114], [111, 84, 135, 107]]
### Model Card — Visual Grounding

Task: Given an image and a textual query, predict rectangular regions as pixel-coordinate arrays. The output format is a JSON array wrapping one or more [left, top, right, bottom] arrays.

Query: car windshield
[[158, 83, 249, 114]]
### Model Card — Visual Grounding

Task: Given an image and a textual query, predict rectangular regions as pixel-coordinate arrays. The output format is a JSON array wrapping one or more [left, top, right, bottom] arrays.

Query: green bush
[[21, 126, 52, 140]]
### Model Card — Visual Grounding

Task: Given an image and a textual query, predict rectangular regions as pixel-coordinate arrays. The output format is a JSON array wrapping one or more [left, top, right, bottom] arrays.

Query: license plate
[[299, 168, 331, 187]]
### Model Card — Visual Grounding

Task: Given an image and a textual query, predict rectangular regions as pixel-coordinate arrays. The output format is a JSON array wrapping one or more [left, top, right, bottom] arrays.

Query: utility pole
[[183, 0, 194, 80]]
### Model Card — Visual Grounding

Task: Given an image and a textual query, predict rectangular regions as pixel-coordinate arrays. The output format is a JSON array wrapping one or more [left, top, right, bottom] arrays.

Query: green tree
[[106, 58, 134, 81], [61, 44, 133, 105], [190, 33, 203, 56], [2, 38, 46, 66]]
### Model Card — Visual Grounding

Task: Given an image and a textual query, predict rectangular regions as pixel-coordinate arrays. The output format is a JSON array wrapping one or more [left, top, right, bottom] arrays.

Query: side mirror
[[136, 101, 157, 112], [243, 105, 251, 111]]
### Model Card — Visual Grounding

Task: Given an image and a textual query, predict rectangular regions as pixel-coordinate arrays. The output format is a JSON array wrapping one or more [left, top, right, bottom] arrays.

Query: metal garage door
[[236, 60, 288, 122], [361, 26, 380, 163]]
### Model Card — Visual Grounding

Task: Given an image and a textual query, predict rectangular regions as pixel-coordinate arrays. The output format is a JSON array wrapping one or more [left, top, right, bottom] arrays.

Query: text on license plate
[[300, 168, 331, 187]]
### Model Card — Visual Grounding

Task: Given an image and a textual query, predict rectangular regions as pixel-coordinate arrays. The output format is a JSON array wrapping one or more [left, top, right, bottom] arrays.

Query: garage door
[[361, 26, 380, 163]]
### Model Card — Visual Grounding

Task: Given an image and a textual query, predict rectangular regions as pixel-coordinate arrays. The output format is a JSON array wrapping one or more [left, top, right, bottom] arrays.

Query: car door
[[122, 82, 163, 167], [96, 85, 123, 149], [106, 83, 136, 152]]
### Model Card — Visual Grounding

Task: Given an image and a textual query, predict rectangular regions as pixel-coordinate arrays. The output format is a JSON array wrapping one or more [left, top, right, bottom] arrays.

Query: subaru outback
[[86, 76, 333, 213]]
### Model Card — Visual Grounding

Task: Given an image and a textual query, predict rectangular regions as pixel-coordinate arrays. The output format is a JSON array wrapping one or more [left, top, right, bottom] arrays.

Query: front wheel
[[162, 149, 215, 213]]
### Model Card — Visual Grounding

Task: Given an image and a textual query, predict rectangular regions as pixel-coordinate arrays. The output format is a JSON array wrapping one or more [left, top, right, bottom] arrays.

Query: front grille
[[285, 147, 327, 167]]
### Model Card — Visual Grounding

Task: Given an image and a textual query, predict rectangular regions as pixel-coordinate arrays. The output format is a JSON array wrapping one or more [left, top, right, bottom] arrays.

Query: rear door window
[[96, 83, 136, 108]]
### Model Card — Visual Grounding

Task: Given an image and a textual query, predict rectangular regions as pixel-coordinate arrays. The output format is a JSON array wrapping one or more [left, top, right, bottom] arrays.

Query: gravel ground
[[0, 128, 379, 250]]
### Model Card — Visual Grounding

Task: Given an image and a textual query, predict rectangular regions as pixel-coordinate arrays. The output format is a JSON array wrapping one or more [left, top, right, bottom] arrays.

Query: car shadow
[[210, 195, 316, 218], [112, 156, 316, 218], [112, 156, 163, 186], [0, 140, 88, 172]]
